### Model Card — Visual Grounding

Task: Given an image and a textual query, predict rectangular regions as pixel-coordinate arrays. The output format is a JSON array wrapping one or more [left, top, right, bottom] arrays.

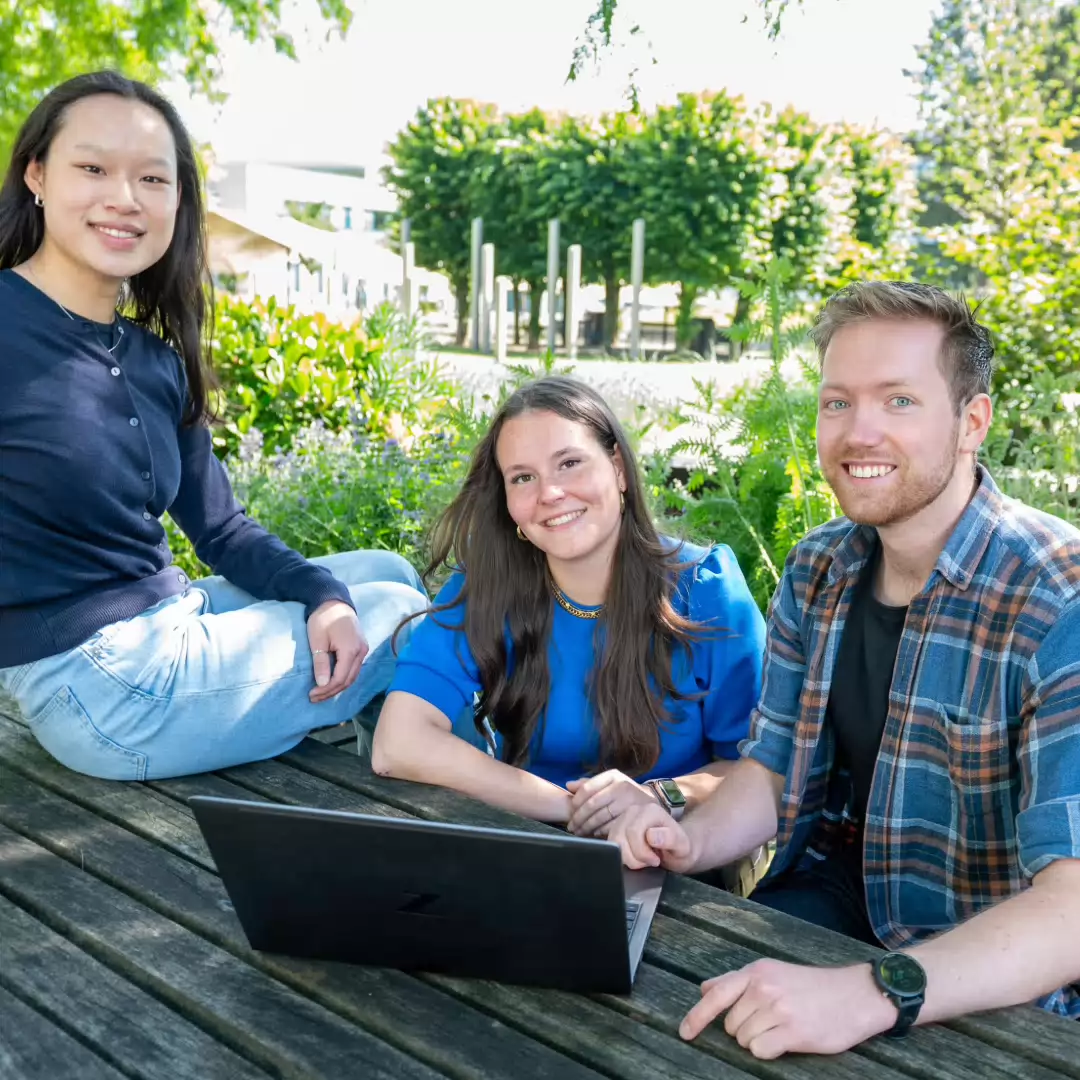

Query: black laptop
[[189, 796, 665, 994]]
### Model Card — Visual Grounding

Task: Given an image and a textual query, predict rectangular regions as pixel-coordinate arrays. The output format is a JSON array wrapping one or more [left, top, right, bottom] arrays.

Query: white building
[[208, 160, 396, 237], [204, 160, 454, 323]]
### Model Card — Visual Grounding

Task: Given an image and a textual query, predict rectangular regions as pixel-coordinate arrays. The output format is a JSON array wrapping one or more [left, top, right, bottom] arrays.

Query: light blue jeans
[[0, 551, 427, 781]]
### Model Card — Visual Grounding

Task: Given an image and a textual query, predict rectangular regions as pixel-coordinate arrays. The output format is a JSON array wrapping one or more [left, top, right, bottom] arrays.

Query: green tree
[[284, 201, 335, 231], [466, 109, 556, 348], [537, 112, 639, 349], [628, 91, 771, 350], [383, 97, 500, 346], [0, 0, 351, 167], [826, 124, 919, 287], [760, 108, 845, 289], [913, 0, 1080, 411]]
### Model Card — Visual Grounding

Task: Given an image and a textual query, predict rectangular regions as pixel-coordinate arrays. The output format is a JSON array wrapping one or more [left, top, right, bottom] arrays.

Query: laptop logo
[[397, 891, 443, 916]]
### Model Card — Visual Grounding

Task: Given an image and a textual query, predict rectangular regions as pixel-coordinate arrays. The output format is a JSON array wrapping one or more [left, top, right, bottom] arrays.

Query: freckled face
[[817, 319, 963, 527]]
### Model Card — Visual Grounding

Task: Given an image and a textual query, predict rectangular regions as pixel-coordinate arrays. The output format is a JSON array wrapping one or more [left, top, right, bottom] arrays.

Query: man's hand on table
[[679, 958, 898, 1058]]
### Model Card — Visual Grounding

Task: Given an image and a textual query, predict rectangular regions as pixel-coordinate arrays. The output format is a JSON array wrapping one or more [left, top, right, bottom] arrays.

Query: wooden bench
[[1, 712, 1078, 1080]]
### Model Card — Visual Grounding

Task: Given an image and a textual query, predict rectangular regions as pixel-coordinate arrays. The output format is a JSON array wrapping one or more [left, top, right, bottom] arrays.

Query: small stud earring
[[34, 193, 44, 208]]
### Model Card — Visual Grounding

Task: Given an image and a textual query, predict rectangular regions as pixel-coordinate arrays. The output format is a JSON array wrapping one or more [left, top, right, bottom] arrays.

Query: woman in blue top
[[372, 376, 766, 857], [0, 72, 427, 780]]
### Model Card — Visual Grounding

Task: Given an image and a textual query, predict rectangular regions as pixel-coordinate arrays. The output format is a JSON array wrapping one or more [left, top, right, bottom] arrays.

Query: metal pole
[[480, 242, 495, 353], [546, 219, 560, 355], [565, 244, 582, 362], [469, 218, 483, 351], [630, 217, 645, 361], [494, 277, 510, 363], [402, 241, 416, 320]]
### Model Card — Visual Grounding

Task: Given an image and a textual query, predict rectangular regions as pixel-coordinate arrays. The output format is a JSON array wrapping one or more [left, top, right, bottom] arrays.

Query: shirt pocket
[[936, 704, 1016, 858]]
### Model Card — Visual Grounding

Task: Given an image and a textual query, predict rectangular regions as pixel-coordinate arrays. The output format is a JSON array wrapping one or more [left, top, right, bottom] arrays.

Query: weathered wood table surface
[[1, 712, 1078, 1080]]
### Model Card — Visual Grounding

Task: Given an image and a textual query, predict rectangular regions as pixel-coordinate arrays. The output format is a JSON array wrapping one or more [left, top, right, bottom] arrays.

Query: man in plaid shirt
[[615, 282, 1080, 1057]]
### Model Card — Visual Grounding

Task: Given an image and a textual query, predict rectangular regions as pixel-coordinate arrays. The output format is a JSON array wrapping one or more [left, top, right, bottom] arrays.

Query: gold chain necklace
[[550, 578, 603, 620]]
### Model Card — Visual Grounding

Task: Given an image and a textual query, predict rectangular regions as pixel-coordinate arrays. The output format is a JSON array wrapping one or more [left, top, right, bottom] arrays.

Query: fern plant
[[659, 259, 838, 610]]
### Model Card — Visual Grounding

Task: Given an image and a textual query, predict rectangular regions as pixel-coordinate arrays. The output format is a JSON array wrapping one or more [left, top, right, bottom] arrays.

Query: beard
[[822, 427, 960, 529]]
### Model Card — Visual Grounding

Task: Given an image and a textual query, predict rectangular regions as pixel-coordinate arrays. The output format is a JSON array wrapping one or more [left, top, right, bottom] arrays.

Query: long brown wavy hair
[[419, 375, 710, 776]]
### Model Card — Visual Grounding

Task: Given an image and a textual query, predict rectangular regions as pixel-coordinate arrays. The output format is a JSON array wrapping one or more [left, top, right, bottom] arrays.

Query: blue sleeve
[[388, 573, 483, 724], [686, 544, 767, 759], [1016, 599, 1080, 876], [168, 421, 353, 619]]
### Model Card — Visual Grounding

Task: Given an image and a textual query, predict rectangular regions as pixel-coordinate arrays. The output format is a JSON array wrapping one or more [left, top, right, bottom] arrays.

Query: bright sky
[[172, 0, 942, 168]]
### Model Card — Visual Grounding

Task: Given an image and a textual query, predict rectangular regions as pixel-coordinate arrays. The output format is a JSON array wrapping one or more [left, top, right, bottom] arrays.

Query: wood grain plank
[[0, 983, 128, 1080], [0, 717, 210, 867], [274, 742, 1080, 1076], [0, 896, 272, 1080], [0, 771, 604, 1080], [425, 967, 894, 1080], [642, 913, 1065, 1080], [0, 825, 443, 1080], [658, 876, 1080, 1077]]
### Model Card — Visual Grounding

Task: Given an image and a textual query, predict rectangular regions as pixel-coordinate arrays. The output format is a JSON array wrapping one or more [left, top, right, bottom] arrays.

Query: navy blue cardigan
[[0, 269, 352, 667]]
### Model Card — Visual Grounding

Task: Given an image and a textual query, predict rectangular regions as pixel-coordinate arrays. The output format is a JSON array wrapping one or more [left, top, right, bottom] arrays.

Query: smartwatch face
[[656, 779, 687, 809], [879, 954, 926, 997]]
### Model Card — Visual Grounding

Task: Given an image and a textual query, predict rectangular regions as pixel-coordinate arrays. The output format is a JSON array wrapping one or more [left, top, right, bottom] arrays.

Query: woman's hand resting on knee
[[307, 601, 368, 703]]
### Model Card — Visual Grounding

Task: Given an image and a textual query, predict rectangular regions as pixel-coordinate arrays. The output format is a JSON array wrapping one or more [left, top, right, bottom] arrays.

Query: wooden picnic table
[[1, 711, 1078, 1080]]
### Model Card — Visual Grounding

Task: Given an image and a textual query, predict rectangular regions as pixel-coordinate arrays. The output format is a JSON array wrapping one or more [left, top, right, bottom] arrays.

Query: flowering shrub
[[165, 415, 473, 580]]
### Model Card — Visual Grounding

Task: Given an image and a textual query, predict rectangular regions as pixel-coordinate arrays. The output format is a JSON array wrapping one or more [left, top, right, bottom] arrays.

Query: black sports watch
[[871, 953, 926, 1038], [646, 778, 687, 821]]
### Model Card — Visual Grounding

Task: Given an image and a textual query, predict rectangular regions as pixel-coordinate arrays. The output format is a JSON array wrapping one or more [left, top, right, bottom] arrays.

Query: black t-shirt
[[826, 544, 908, 826]]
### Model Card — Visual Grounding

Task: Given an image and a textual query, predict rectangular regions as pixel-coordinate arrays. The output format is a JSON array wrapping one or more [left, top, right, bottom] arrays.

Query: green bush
[[165, 421, 474, 581], [647, 263, 838, 611], [210, 296, 452, 457]]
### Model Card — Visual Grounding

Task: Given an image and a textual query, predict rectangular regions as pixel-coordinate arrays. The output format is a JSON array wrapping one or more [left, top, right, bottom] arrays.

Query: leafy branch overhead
[[0, 0, 351, 165], [567, 0, 808, 87]]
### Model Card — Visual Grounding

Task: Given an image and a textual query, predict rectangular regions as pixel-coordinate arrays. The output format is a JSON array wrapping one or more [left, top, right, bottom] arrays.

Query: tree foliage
[[382, 97, 500, 345], [628, 91, 772, 348], [0, 0, 351, 167], [913, 0, 1080, 412]]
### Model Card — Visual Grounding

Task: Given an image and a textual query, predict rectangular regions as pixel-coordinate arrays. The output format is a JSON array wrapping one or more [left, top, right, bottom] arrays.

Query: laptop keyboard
[[625, 900, 643, 939]]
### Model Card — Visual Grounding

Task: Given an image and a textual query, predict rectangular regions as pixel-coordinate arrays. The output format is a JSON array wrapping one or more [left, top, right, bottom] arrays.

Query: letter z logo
[[397, 892, 442, 916]]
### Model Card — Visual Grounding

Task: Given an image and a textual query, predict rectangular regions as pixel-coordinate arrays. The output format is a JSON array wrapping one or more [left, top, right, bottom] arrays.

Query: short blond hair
[[809, 281, 994, 413]]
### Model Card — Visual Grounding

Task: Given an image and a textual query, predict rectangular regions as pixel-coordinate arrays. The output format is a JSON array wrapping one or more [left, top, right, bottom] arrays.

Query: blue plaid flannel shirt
[[741, 468, 1080, 1018]]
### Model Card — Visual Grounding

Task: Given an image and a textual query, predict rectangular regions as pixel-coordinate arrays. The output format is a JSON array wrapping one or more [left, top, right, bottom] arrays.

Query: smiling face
[[817, 318, 983, 528], [496, 409, 627, 578], [24, 93, 180, 287]]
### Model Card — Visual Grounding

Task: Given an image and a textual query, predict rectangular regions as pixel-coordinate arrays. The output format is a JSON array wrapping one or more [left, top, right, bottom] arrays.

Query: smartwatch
[[647, 778, 687, 821], [871, 953, 926, 1038]]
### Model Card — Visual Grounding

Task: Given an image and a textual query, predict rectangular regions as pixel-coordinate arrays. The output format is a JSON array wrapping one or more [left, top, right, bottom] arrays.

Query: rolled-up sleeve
[[388, 573, 482, 724], [1016, 600, 1080, 877], [690, 544, 766, 759]]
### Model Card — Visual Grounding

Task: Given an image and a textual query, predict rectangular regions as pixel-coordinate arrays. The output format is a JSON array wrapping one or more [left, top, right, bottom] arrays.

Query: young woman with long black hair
[[0, 71, 427, 780]]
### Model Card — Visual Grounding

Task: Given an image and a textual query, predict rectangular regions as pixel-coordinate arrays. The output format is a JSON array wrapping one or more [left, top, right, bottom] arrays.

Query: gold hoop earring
[[620, 491, 626, 515], [516, 525, 528, 541], [33, 193, 43, 208]]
